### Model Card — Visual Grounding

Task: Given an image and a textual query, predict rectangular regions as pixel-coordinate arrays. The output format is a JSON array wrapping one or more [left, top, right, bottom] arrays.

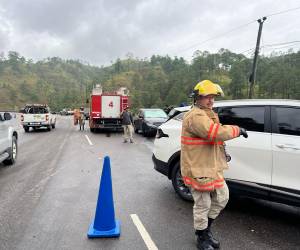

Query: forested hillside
[[0, 49, 299, 111]]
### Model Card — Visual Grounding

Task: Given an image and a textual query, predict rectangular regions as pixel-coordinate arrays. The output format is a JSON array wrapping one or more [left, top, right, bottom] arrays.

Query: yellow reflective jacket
[[180, 105, 240, 191]]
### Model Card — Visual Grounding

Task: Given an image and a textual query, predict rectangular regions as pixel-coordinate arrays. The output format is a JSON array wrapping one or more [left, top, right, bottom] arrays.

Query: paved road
[[0, 116, 299, 250]]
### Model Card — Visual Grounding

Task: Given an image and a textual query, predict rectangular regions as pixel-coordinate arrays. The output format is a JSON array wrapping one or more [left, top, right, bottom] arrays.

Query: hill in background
[[0, 49, 299, 111]]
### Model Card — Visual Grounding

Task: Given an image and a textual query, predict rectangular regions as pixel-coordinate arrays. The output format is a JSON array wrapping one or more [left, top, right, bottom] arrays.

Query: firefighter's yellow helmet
[[193, 80, 224, 97]]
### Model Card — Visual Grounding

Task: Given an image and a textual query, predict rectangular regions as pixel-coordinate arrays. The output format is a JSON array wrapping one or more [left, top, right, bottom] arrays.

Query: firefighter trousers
[[191, 182, 229, 230]]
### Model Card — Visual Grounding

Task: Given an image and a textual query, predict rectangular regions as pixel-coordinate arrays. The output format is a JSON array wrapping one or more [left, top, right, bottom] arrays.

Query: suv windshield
[[144, 110, 167, 118]]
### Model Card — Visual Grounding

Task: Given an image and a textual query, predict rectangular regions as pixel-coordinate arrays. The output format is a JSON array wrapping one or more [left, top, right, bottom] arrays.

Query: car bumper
[[152, 154, 169, 177], [22, 122, 49, 127]]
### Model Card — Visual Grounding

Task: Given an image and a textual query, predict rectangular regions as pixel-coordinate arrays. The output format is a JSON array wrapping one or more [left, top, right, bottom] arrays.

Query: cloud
[[0, 0, 300, 65]]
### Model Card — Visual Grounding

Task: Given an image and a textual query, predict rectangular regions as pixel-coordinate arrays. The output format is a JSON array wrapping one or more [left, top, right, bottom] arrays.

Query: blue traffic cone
[[87, 156, 120, 238]]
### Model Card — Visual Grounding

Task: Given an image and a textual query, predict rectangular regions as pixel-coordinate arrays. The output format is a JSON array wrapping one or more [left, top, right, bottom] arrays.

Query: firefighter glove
[[239, 127, 248, 138]]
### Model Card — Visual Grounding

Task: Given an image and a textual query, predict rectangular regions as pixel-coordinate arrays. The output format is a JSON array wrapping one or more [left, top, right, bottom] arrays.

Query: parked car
[[67, 109, 74, 116], [60, 109, 68, 115], [152, 99, 300, 207], [134, 108, 168, 137], [167, 106, 191, 121], [0, 112, 18, 165]]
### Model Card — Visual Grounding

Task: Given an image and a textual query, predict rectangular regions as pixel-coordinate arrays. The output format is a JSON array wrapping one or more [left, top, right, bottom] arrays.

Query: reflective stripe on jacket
[[180, 106, 240, 191]]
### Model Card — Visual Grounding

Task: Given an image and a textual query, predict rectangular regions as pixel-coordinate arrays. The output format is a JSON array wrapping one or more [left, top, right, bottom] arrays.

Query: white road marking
[[130, 214, 158, 250], [85, 135, 93, 145]]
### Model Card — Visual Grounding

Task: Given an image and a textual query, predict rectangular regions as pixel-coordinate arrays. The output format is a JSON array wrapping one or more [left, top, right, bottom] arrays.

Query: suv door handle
[[276, 144, 300, 150]]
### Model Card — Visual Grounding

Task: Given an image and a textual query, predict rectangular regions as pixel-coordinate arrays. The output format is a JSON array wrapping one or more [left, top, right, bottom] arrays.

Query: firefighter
[[180, 80, 248, 250]]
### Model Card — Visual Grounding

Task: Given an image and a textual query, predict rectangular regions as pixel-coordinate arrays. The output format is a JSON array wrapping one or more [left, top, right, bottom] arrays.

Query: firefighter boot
[[206, 218, 220, 249], [195, 230, 214, 250]]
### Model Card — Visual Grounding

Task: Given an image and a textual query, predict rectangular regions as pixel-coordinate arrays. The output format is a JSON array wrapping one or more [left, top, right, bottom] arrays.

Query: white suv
[[152, 100, 300, 206], [0, 112, 18, 165]]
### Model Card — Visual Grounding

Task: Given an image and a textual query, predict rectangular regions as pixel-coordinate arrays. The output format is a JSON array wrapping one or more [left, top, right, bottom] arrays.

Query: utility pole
[[248, 17, 267, 99]]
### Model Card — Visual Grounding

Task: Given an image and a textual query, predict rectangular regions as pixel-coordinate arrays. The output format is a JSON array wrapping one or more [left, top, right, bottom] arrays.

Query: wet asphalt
[[0, 116, 299, 250]]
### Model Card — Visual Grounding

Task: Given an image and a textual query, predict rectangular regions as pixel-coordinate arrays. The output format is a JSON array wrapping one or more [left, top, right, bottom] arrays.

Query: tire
[[3, 136, 17, 166], [171, 161, 193, 202], [90, 128, 95, 133], [52, 123, 55, 129], [134, 125, 139, 134], [23, 126, 29, 132], [142, 124, 148, 137], [47, 125, 52, 131]]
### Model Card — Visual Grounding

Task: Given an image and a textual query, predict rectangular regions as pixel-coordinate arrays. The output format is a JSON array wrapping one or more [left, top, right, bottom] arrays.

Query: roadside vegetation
[[0, 49, 299, 111]]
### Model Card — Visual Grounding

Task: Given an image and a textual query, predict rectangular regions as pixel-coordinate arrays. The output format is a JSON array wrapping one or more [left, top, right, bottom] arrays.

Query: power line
[[174, 6, 300, 56], [239, 40, 300, 55], [262, 43, 300, 52], [239, 47, 255, 55], [174, 20, 256, 54], [266, 6, 300, 18], [262, 40, 300, 47]]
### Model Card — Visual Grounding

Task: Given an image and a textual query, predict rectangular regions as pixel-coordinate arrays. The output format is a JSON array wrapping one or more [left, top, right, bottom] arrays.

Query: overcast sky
[[0, 0, 300, 65]]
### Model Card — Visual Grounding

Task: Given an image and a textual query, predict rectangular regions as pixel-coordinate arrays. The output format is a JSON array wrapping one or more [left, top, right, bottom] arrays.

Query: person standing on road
[[181, 80, 248, 250], [121, 106, 134, 143], [79, 107, 85, 131]]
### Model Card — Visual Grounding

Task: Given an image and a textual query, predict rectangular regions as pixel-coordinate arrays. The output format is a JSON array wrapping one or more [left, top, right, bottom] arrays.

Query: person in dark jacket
[[121, 106, 134, 143]]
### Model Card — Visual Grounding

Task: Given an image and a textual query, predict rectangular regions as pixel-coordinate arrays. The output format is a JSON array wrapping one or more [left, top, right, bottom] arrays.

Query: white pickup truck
[[20, 104, 56, 132], [0, 112, 18, 165]]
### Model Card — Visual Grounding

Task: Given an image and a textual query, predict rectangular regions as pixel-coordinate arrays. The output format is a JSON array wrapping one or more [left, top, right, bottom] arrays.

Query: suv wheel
[[23, 126, 29, 132], [171, 161, 193, 202], [134, 125, 139, 134], [3, 136, 17, 166]]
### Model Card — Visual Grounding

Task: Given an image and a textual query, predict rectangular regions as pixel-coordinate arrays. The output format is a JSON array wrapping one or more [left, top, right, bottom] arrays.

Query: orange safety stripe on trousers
[[183, 176, 224, 191]]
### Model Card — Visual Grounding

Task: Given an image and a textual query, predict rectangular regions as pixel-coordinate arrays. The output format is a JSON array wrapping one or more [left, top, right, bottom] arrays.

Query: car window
[[26, 107, 48, 114], [173, 112, 187, 121], [218, 106, 265, 132], [144, 109, 167, 118], [168, 108, 177, 118], [274, 107, 300, 136]]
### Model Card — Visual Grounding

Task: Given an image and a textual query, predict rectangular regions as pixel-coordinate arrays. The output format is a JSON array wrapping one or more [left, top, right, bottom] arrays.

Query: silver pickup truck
[[0, 112, 18, 165]]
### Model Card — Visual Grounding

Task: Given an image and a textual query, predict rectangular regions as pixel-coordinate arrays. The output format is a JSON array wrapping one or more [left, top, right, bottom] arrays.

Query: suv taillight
[[21, 114, 24, 122], [46, 115, 49, 121], [156, 128, 169, 139]]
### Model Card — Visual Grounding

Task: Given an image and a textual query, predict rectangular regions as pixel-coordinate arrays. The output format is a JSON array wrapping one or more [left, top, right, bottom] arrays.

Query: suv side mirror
[[4, 112, 12, 121]]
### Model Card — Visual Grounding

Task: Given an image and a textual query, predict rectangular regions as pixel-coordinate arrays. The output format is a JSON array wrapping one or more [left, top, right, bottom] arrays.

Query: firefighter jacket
[[180, 105, 240, 191]]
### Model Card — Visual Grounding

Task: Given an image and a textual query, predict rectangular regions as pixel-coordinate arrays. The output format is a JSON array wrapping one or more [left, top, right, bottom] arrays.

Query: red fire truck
[[89, 85, 130, 132]]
